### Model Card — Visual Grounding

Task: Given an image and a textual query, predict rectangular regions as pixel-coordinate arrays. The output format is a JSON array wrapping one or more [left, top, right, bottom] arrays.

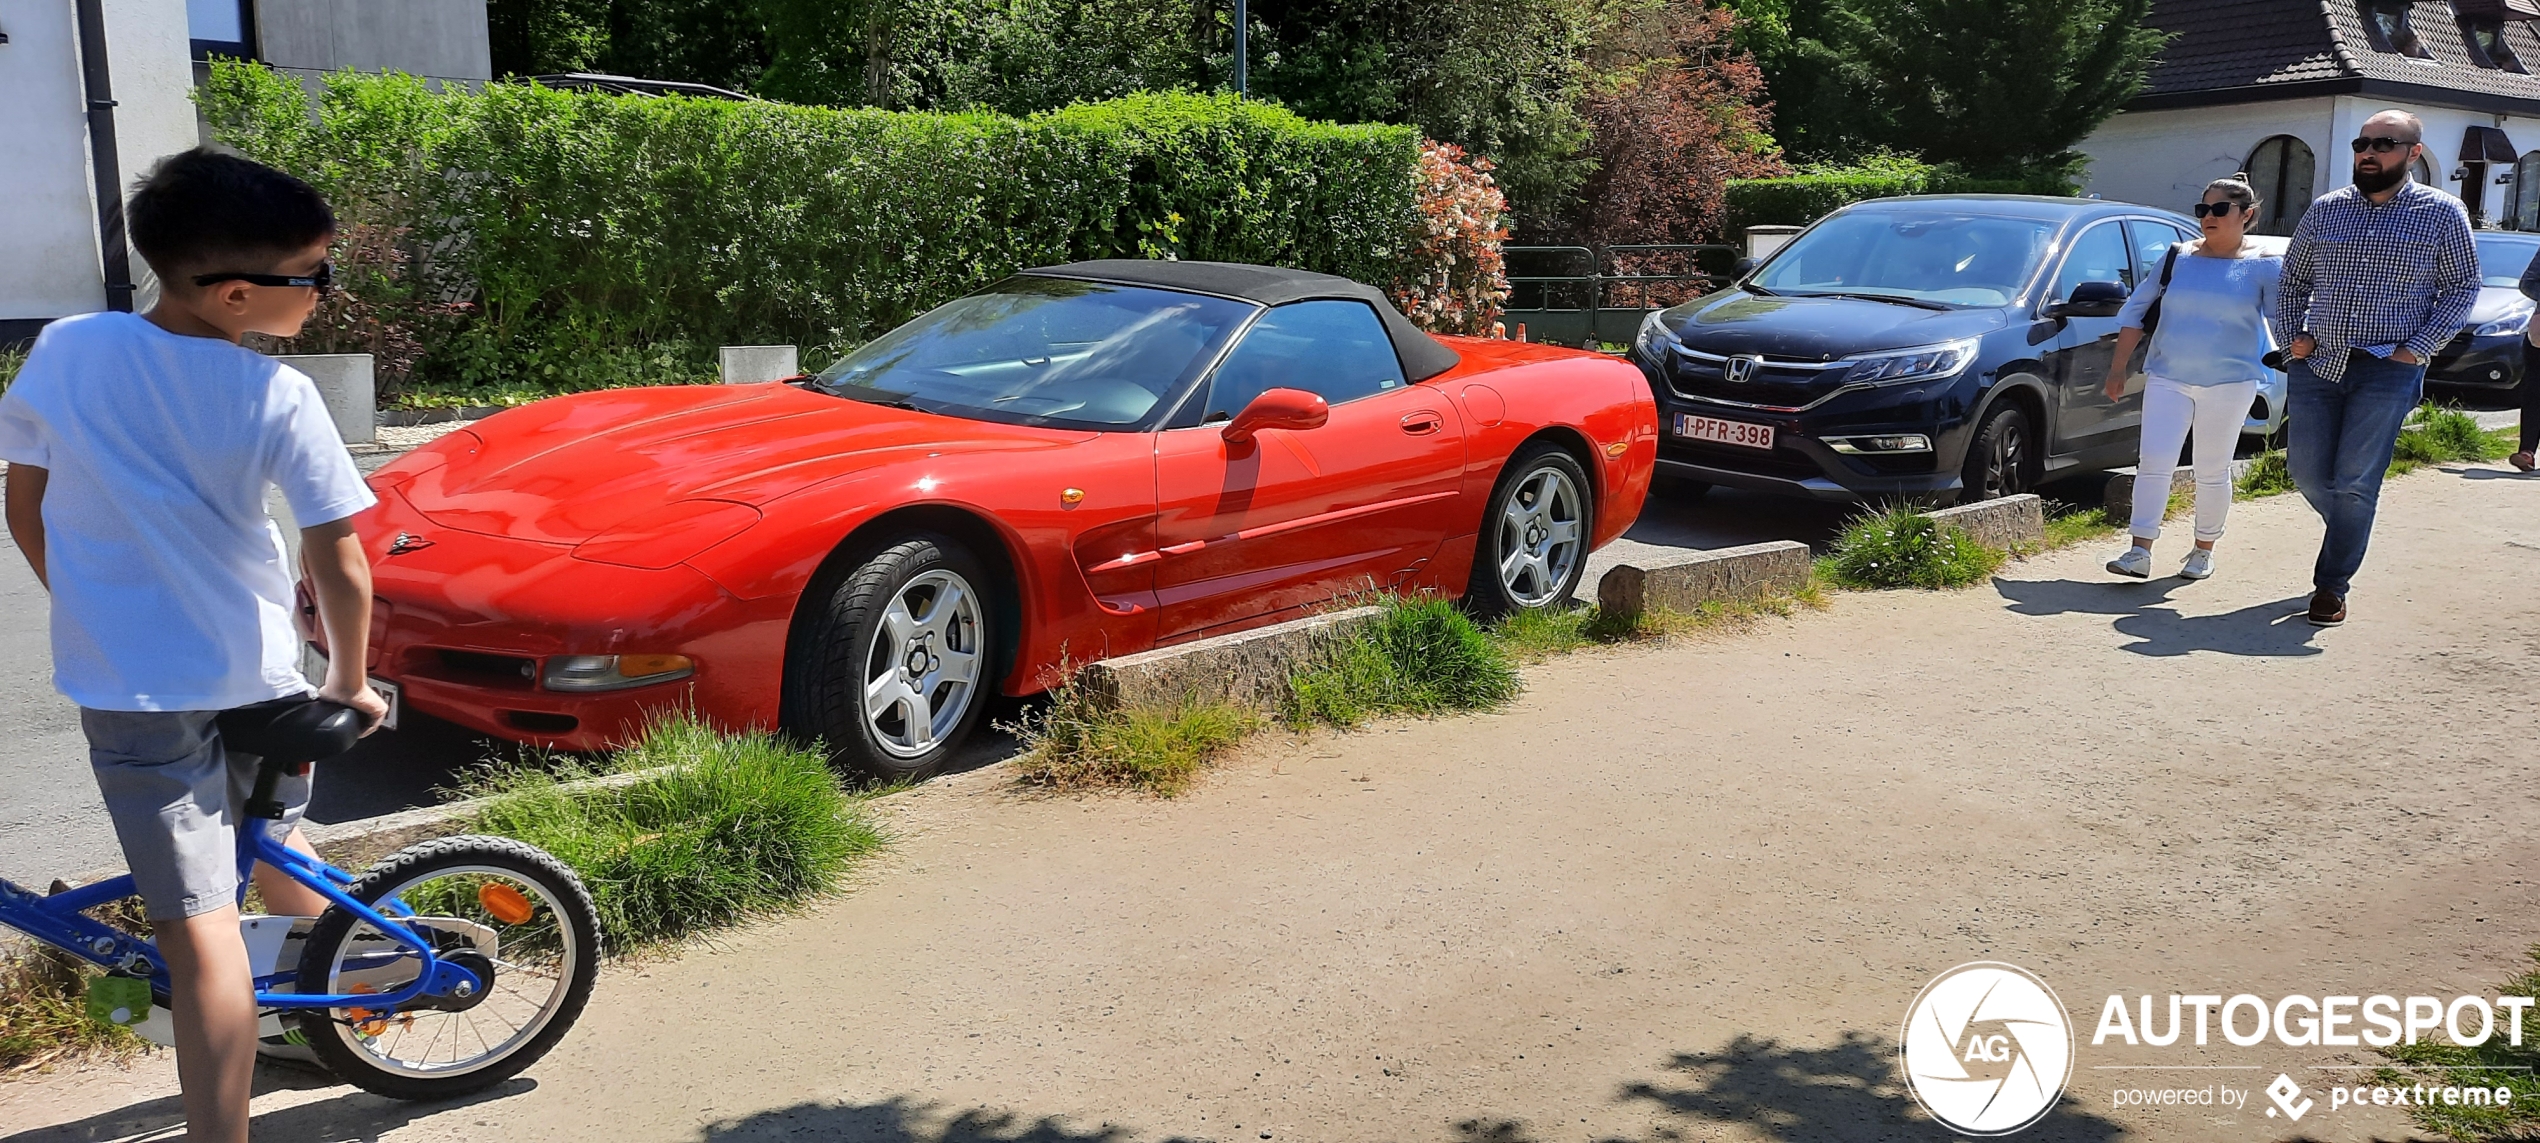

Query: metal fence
[[1500, 244, 1741, 348]]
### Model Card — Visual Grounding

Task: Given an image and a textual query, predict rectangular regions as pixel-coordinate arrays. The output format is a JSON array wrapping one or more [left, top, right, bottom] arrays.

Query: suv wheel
[[1960, 402, 2035, 502]]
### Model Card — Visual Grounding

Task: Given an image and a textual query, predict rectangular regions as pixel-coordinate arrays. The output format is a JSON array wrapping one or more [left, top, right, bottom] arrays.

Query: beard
[[2353, 160, 2408, 194]]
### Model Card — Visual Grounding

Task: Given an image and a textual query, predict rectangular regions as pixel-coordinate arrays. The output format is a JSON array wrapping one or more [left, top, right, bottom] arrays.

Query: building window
[[2245, 136, 2318, 237], [2413, 153, 2439, 189], [2462, 16, 2529, 70], [2514, 151, 2540, 230], [188, 0, 254, 59], [2361, 1, 2434, 58]]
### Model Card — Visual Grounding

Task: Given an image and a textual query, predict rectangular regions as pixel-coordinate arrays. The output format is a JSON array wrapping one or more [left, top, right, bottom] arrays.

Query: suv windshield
[[2474, 233, 2540, 288], [812, 277, 1255, 428], [1749, 211, 2060, 308]]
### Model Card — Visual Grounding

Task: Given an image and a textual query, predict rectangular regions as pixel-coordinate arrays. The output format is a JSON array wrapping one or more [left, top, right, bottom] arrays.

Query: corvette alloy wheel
[[1496, 462, 1585, 610], [860, 568, 983, 758]]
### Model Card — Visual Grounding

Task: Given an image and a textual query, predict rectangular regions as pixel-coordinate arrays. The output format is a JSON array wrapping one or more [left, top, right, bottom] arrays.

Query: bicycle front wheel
[[289, 835, 600, 1100]]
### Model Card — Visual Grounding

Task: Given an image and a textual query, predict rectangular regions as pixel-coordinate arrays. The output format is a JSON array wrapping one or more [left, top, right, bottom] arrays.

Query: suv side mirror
[[1222, 387, 1330, 444], [2049, 280, 2129, 320], [1733, 256, 1760, 279]]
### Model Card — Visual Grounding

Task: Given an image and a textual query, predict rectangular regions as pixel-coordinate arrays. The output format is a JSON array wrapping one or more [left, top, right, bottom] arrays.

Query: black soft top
[[1022, 259, 1462, 382]]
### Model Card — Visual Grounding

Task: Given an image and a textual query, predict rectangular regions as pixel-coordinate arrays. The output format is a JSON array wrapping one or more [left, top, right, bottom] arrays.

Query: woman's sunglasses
[[2192, 202, 2246, 218], [192, 261, 334, 297]]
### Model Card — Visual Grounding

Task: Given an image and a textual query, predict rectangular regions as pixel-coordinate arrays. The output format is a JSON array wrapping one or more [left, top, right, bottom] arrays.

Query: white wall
[[0, 0, 201, 322], [2076, 97, 2340, 216]]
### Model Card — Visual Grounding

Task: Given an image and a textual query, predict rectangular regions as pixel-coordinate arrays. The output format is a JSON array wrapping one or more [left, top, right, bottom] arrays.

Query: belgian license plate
[[1678, 414, 1774, 450]]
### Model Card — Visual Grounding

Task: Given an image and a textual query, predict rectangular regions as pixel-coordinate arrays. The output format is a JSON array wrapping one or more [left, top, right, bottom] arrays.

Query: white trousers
[[2130, 374, 2259, 543]]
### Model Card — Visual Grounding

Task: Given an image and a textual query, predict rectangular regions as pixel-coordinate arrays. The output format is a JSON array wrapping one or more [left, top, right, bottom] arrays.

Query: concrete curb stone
[[1595, 541, 1812, 621], [1926, 493, 2046, 550], [1077, 606, 1387, 713]]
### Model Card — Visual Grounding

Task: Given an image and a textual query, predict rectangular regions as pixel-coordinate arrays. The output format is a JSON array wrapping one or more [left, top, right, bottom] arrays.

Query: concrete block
[[719, 345, 801, 385], [1078, 606, 1386, 712], [2101, 467, 2196, 518], [275, 353, 375, 444], [1925, 493, 2045, 551], [1596, 541, 1813, 621]]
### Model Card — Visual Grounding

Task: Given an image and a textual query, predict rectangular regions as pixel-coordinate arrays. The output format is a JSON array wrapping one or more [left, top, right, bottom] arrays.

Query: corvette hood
[[385, 384, 1095, 545]]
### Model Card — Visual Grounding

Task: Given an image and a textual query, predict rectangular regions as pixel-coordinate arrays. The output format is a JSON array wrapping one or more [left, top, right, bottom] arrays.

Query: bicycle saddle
[[216, 696, 364, 767]]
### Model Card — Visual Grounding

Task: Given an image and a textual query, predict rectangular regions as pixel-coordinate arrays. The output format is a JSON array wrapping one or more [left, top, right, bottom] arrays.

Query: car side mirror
[[1733, 256, 1760, 279], [1221, 387, 1330, 445], [2049, 280, 2129, 320]]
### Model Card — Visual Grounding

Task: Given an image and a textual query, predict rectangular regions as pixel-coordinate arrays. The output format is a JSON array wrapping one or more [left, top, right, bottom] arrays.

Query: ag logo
[[1901, 962, 2074, 1135], [1722, 354, 1764, 383]]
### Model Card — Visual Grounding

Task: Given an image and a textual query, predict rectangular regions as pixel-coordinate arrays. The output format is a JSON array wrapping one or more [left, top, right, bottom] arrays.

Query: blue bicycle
[[0, 698, 601, 1100]]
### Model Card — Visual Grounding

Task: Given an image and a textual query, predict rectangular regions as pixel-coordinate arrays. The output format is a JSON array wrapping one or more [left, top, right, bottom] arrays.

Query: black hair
[[126, 147, 335, 282]]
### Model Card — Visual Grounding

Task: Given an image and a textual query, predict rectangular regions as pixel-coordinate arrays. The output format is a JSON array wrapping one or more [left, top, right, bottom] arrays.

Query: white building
[[2, 0, 488, 342], [2078, 0, 2540, 235]]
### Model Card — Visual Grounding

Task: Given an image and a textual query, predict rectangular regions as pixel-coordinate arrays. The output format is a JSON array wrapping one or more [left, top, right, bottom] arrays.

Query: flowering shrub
[[254, 221, 473, 400], [1390, 141, 1510, 338]]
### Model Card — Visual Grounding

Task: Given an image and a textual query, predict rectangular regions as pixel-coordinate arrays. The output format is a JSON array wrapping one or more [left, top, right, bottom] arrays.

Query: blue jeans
[[2287, 351, 2424, 597]]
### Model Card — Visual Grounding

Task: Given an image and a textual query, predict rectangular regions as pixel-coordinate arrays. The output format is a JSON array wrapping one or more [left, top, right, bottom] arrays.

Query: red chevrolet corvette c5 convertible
[[320, 260, 1657, 778]]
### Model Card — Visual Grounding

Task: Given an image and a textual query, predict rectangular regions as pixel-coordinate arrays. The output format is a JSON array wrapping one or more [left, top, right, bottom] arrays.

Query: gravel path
[[8, 460, 2538, 1143]]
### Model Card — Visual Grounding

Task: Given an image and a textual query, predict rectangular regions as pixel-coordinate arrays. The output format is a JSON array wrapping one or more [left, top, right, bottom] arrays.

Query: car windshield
[[1748, 210, 2059, 308], [2473, 234, 2540, 289], [812, 277, 1255, 429]]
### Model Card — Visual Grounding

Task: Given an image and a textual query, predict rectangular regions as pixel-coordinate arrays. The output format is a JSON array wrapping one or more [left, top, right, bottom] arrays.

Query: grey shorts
[[83, 709, 313, 921]]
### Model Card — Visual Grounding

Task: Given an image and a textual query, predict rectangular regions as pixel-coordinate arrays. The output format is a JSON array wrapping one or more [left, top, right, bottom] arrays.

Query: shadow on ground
[[1993, 576, 2323, 658], [0, 1065, 530, 1143], [688, 1033, 2128, 1143]]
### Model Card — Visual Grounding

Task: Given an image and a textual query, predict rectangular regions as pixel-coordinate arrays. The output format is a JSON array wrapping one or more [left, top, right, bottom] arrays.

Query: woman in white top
[[2101, 174, 2282, 580]]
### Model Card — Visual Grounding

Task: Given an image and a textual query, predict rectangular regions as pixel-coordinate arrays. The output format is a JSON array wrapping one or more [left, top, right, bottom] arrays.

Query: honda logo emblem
[[1722, 354, 1765, 383]]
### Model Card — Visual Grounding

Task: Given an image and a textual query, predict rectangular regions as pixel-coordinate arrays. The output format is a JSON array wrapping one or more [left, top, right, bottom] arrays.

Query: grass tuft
[[2395, 404, 2510, 467], [1284, 596, 1520, 729], [461, 713, 883, 951], [1009, 679, 1260, 797], [0, 947, 145, 1077], [2373, 944, 2540, 1140], [1821, 506, 2005, 589], [2237, 448, 2295, 498], [0, 345, 25, 397]]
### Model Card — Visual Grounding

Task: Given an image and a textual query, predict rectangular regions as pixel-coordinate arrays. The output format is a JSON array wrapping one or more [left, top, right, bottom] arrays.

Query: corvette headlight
[[1843, 338, 1982, 386], [1634, 309, 1678, 360], [542, 653, 695, 692], [2474, 307, 2533, 338]]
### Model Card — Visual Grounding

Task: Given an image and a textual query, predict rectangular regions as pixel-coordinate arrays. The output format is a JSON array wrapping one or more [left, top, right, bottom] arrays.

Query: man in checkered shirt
[[2274, 109, 2477, 628]]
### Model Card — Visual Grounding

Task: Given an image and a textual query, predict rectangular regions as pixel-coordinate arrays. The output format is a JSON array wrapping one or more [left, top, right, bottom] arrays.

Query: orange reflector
[[479, 882, 536, 925], [617, 653, 693, 679]]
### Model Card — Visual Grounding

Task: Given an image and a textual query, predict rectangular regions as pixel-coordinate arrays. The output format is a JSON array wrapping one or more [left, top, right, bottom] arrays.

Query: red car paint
[[316, 336, 1656, 751]]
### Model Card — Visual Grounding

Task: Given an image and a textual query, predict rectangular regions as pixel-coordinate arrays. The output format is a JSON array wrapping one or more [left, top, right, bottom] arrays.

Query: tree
[[1567, 1, 1781, 250], [1725, 0, 2166, 176]]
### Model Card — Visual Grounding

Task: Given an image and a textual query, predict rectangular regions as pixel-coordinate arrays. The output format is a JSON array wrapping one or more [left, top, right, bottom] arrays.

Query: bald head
[[2363, 109, 2424, 143]]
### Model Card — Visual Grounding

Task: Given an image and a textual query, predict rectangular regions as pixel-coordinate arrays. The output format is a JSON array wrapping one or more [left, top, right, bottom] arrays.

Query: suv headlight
[[1634, 309, 1677, 360], [2474, 306, 2533, 338], [1842, 338, 1982, 386]]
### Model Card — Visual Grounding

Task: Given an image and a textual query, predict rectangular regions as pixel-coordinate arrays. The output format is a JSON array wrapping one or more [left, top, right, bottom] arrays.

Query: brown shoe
[[2514, 450, 2537, 472], [2307, 590, 2346, 626]]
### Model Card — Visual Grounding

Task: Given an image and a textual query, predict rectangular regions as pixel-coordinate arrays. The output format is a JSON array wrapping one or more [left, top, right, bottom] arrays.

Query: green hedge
[[1721, 171, 2078, 239], [198, 61, 1423, 404]]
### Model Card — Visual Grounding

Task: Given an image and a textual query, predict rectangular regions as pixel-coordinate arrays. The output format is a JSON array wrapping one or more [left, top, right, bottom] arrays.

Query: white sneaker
[[2180, 549, 2215, 580], [2106, 546, 2152, 579]]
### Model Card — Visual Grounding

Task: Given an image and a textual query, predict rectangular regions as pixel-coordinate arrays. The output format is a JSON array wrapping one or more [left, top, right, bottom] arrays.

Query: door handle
[[1400, 411, 1443, 435]]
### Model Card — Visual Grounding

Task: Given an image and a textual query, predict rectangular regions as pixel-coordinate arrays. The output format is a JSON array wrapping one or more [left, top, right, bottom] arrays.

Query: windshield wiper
[[1743, 283, 1778, 297], [1805, 291, 1952, 311]]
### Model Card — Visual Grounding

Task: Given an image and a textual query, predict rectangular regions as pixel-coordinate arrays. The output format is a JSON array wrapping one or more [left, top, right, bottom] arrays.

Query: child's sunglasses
[[192, 261, 334, 297], [2192, 202, 2246, 218]]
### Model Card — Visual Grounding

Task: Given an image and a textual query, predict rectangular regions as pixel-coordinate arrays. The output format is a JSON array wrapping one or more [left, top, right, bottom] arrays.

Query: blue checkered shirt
[[2274, 180, 2478, 381]]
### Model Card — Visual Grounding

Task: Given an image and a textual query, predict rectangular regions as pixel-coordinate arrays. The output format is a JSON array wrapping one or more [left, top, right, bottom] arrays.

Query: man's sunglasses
[[2351, 136, 2417, 155], [2193, 202, 2246, 218], [192, 261, 334, 297]]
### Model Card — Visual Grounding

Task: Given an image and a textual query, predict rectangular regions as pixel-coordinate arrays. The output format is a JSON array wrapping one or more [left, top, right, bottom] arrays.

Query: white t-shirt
[[0, 312, 376, 711]]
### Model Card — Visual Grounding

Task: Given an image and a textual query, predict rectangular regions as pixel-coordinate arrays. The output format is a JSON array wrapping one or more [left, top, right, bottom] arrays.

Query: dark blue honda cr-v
[[1630, 195, 2199, 504]]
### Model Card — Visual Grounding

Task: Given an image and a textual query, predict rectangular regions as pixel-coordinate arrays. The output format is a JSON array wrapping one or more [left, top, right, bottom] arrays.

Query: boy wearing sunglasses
[[0, 148, 383, 1143], [2275, 109, 2478, 626]]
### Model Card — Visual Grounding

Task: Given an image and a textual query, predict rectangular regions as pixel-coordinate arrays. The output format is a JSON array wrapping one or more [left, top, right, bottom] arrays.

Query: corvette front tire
[[783, 533, 992, 783]]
